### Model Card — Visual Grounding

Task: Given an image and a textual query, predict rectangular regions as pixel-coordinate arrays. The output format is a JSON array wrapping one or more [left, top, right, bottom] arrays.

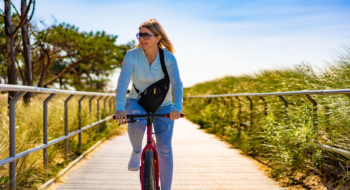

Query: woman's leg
[[125, 99, 147, 153], [153, 105, 174, 190]]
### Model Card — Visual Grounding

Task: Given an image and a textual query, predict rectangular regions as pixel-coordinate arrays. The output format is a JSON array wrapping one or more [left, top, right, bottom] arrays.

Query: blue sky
[[9, 0, 350, 88]]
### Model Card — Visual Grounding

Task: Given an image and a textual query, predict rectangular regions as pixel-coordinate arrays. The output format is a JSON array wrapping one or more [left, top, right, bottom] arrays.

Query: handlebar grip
[[112, 115, 131, 120], [165, 113, 185, 118]]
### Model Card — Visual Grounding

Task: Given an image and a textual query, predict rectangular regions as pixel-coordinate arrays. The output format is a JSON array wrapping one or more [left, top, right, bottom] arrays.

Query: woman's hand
[[169, 110, 181, 121], [115, 110, 127, 125]]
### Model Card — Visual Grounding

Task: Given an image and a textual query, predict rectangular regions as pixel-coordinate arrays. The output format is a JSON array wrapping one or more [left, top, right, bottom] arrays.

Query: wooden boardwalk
[[54, 119, 283, 190]]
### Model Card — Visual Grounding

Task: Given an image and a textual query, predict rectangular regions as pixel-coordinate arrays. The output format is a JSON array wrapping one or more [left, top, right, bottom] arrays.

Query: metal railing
[[0, 84, 116, 190], [185, 89, 350, 158]]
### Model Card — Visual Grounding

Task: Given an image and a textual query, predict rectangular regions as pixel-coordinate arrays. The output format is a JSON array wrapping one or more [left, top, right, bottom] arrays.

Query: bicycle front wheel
[[143, 150, 156, 190]]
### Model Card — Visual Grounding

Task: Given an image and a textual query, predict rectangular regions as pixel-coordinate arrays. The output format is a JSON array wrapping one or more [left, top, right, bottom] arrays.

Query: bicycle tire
[[143, 150, 156, 190]]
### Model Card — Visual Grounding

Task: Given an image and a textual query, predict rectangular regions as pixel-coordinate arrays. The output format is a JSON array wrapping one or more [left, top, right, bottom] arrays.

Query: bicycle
[[113, 113, 184, 190]]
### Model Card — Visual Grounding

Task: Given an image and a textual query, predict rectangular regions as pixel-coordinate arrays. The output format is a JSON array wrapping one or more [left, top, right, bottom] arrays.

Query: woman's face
[[138, 27, 161, 50]]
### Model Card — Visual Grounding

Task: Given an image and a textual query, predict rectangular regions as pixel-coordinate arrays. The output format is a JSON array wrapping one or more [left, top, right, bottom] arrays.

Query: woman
[[114, 19, 183, 190]]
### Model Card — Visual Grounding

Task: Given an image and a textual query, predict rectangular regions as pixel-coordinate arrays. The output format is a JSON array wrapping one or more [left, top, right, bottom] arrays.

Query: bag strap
[[159, 47, 170, 81], [134, 47, 169, 94]]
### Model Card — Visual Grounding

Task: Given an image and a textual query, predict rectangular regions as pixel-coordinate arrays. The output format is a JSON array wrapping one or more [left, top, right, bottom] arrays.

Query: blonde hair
[[136, 19, 174, 54]]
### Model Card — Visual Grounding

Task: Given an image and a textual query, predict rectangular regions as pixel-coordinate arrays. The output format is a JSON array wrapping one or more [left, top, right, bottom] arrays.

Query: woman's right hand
[[115, 110, 127, 125]]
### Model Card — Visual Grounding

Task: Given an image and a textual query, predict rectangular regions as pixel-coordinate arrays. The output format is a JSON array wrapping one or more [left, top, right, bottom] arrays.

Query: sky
[[8, 0, 350, 89]]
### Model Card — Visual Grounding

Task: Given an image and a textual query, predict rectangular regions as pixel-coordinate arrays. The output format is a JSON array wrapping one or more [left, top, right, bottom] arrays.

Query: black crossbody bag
[[133, 47, 170, 113]]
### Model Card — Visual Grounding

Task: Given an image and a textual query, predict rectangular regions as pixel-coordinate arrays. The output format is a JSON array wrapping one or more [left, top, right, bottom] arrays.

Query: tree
[[0, 15, 7, 84], [1, 6, 134, 95], [21, 0, 35, 104], [2, 0, 33, 102], [31, 23, 134, 91]]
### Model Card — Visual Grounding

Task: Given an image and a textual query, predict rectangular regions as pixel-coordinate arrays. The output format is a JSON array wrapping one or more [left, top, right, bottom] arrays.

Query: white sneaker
[[128, 151, 141, 171]]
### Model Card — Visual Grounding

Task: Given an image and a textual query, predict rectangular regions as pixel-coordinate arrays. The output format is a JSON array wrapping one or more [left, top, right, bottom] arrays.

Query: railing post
[[204, 97, 208, 105], [199, 98, 208, 129], [278, 96, 288, 123], [64, 95, 74, 160], [109, 96, 113, 114], [89, 96, 95, 137], [104, 96, 108, 110], [208, 98, 213, 130], [43, 93, 56, 178], [78, 95, 86, 153], [9, 91, 27, 190], [230, 97, 235, 126], [259, 96, 268, 116], [235, 96, 242, 136], [221, 97, 227, 136], [324, 106, 330, 133], [97, 96, 103, 133], [213, 98, 220, 133], [89, 96, 95, 114], [306, 95, 318, 138], [113, 98, 116, 114], [221, 97, 226, 106], [246, 96, 253, 129], [197, 97, 201, 111]]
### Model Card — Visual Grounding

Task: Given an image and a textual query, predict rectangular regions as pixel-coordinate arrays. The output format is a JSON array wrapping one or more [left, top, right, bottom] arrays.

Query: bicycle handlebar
[[112, 113, 184, 120]]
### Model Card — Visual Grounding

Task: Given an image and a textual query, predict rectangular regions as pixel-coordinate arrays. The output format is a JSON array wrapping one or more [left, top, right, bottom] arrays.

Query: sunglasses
[[136, 33, 156, 40]]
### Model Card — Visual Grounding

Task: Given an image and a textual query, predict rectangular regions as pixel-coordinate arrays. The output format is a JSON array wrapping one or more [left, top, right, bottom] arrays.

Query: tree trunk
[[59, 77, 63, 89], [21, 0, 33, 105], [37, 49, 50, 87], [4, 0, 18, 102], [15, 58, 25, 83], [37, 62, 47, 87]]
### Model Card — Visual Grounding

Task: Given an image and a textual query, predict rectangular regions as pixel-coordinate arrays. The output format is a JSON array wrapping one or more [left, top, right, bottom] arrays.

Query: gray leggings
[[125, 99, 174, 190]]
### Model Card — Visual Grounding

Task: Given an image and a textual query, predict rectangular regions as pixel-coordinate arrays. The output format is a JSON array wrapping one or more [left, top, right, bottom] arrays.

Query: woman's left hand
[[169, 110, 181, 121]]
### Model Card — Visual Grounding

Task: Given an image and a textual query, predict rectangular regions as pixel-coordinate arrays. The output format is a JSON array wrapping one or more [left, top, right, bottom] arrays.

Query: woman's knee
[[157, 144, 173, 158]]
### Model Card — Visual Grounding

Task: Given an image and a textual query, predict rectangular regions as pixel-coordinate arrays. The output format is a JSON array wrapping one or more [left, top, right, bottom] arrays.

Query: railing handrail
[[185, 88, 350, 188], [184, 88, 350, 159], [0, 84, 116, 190], [0, 116, 113, 167], [0, 84, 115, 96], [185, 89, 350, 98]]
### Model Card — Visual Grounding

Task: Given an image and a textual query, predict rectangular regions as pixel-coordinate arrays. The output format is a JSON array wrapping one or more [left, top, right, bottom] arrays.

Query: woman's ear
[[157, 35, 162, 43]]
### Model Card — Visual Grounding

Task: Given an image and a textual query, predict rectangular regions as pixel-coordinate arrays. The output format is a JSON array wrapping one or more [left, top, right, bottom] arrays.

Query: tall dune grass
[[183, 45, 350, 189], [0, 94, 123, 189]]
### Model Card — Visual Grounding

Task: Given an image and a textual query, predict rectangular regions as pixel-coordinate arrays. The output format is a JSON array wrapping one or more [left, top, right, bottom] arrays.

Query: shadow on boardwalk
[[53, 119, 283, 190]]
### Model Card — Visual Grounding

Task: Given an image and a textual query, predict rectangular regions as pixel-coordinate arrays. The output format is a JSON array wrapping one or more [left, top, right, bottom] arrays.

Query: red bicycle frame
[[140, 120, 160, 190], [113, 113, 184, 190]]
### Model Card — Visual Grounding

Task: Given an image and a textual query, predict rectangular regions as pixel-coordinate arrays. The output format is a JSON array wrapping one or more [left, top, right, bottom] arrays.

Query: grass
[[183, 44, 350, 189], [0, 93, 124, 189]]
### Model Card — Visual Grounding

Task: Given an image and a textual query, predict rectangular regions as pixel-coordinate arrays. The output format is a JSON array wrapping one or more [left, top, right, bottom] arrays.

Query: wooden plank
[[54, 119, 283, 190]]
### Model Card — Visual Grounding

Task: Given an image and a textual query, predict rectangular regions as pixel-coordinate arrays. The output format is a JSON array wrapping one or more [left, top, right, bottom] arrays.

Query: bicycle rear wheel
[[143, 150, 156, 190]]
